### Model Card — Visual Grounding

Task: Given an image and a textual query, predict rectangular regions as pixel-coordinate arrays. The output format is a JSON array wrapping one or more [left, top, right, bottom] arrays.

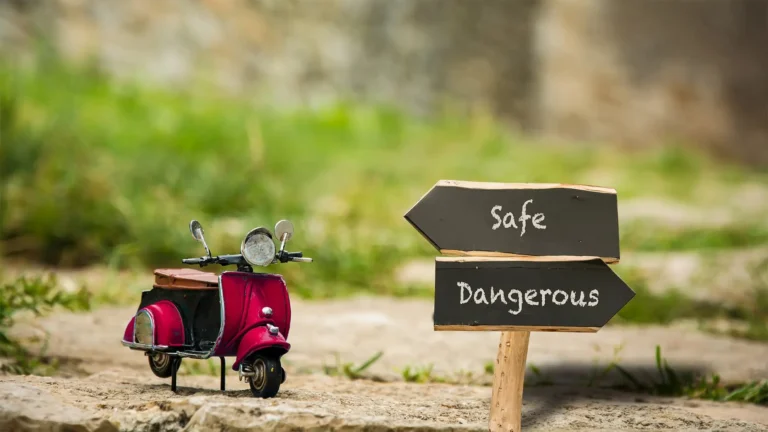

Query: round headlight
[[135, 310, 153, 345], [241, 228, 276, 267]]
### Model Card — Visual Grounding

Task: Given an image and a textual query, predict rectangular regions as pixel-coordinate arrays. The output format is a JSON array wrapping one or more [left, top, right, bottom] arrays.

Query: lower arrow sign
[[433, 257, 635, 332]]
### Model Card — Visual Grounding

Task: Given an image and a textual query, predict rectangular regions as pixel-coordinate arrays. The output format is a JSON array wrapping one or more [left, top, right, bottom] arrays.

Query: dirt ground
[[3, 297, 768, 431], [2, 371, 768, 432]]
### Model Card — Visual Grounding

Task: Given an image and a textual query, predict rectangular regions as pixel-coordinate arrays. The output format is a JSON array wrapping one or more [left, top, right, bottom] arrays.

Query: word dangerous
[[458, 282, 599, 315], [490, 199, 546, 236]]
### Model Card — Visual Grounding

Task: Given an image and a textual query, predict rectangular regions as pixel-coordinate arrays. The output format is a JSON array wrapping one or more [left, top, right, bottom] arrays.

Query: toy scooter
[[121, 219, 311, 398]]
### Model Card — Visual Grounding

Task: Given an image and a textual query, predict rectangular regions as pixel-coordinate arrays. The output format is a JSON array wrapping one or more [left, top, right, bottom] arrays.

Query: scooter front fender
[[121, 300, 185, 349], [233, 326, 290, 370]]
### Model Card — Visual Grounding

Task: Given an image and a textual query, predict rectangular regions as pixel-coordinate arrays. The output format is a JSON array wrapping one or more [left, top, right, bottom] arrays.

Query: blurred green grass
[[1, 56, 767, 300], [612, 259, 768, 341]]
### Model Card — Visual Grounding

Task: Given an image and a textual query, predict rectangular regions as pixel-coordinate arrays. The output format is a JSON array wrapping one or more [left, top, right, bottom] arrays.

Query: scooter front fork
[[239, 363, 286, 383], [238, 363, 254, 382]]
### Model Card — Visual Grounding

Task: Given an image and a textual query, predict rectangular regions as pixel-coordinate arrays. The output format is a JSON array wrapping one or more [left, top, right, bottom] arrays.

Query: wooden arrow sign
[[433, 257, 635, 332], [404, 180, 633, 432], [405, 180, 620, 262]]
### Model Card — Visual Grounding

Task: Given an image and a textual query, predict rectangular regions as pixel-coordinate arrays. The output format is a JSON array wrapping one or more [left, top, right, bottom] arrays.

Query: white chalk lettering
[[458, 284, 600, 314], [503, 212, 517, 228], [489, 199, 546, 236], [490, 287, 508, 304], [459, 282, 472, 304], [539, 289, 552, 306], [524, 289, 539, 305], [588, 289, 599, 307], [552, 290, 568, 305], [491, 206, 503, 230], [508, 289, 523, 315], [474, 288, 489, 304], [570, 291, 587, 307], [518, 199, 533, 237]]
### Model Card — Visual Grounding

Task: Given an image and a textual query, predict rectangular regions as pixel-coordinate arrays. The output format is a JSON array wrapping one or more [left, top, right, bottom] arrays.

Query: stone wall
[[1, 0, 766, 165], [536, 0, 768, 164]]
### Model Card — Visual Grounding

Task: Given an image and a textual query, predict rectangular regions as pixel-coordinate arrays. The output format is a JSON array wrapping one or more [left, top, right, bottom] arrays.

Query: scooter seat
[[153, 268, 219, 290]]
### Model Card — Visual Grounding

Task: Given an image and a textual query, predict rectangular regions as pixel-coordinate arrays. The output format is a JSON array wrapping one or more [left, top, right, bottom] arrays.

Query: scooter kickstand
[[220, 357, 226, 392], [171, 356, 180, 393], [171, 367, 177, 393]]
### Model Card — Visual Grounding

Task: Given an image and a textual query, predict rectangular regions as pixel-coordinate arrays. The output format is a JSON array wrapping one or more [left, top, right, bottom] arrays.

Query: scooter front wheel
[[148, 352, 181, 378], [248, 355, 281, 398]]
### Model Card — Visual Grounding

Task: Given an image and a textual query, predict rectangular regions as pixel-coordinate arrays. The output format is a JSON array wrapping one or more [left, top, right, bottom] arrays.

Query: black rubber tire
[[148, 353, 180, 378], [248, 355, 282, 398]]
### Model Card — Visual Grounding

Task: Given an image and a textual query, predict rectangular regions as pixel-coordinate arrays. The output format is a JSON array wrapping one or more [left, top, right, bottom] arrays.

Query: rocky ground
[[3, 372, 768, 432], [2, 298, 768, 431]]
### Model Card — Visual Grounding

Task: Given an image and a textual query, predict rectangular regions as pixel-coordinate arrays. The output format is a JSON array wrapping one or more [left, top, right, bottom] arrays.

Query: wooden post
[[489, 331, 530, 432]]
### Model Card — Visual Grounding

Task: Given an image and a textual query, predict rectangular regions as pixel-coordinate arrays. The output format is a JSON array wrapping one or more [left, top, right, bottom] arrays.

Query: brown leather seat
[[153, 268, 219, 290]]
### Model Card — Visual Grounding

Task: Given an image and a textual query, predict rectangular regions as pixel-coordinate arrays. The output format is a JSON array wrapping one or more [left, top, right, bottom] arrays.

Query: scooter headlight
[[135, 310, 153, 345], [241, 227, 276, 267]]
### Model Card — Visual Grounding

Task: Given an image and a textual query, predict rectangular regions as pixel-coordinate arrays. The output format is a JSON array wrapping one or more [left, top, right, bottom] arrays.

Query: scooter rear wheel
[[248, 355, 281, 398], [149, 353, 181, 378]]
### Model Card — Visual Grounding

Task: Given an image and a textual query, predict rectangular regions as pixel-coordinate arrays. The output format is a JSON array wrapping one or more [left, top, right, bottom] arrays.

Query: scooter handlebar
[[182, 254, 244, 266], [183, 252, 309, 266], [277, 251, 312, 263]]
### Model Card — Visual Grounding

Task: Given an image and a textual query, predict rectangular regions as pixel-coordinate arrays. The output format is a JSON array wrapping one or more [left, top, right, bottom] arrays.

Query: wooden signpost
[[405, 180, 635, 432]]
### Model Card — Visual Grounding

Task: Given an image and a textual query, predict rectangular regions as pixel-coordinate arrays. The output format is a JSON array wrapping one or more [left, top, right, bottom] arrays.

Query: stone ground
[[2, 298, 768, 431], [2, 373, 768, 432]]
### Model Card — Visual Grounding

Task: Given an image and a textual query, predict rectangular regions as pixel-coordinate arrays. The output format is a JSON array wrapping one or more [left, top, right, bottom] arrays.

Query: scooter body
[[120, 219, 310, 398]]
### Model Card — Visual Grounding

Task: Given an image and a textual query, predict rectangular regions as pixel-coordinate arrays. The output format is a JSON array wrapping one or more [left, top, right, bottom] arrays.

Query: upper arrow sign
[[405, 180, 620, 262]]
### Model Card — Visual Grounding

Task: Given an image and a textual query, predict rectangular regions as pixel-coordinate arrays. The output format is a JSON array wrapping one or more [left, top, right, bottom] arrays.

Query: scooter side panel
[[244, 273, 291, 338], [232, 326, 290, 370], [216, 272, 250, 355], [215, 272, 292, 356], [142, 300, 186, 347], [138, 286, 220, 350]]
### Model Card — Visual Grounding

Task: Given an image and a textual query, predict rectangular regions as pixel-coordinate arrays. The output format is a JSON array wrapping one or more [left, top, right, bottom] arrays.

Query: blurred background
[[1, 0, 767, 352]]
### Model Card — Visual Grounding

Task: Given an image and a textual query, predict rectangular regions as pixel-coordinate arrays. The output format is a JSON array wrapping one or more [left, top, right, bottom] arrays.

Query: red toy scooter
[[121, 219, 311, 398]]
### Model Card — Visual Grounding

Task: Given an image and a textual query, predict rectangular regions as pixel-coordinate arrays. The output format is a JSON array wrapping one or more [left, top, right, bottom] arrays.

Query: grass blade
[[351, 351, 383, 375], [655, 345, 667, 386], [615, 365, 647, 392]]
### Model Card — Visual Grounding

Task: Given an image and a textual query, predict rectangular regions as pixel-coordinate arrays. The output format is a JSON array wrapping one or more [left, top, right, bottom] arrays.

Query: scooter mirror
[[189, 220, 212, 257], [275, 220, 294, 243], [190, 220, 205, 241]]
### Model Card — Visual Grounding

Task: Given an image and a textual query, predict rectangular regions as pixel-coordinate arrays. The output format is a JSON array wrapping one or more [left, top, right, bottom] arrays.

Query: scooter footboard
[[233, 326, 290, 370]]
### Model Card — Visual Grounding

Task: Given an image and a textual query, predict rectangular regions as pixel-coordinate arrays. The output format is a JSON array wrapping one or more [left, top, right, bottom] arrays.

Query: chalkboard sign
[[404, 180, 634, 432], [405, 180, 620, 262], [433, 257, 635, 332]]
